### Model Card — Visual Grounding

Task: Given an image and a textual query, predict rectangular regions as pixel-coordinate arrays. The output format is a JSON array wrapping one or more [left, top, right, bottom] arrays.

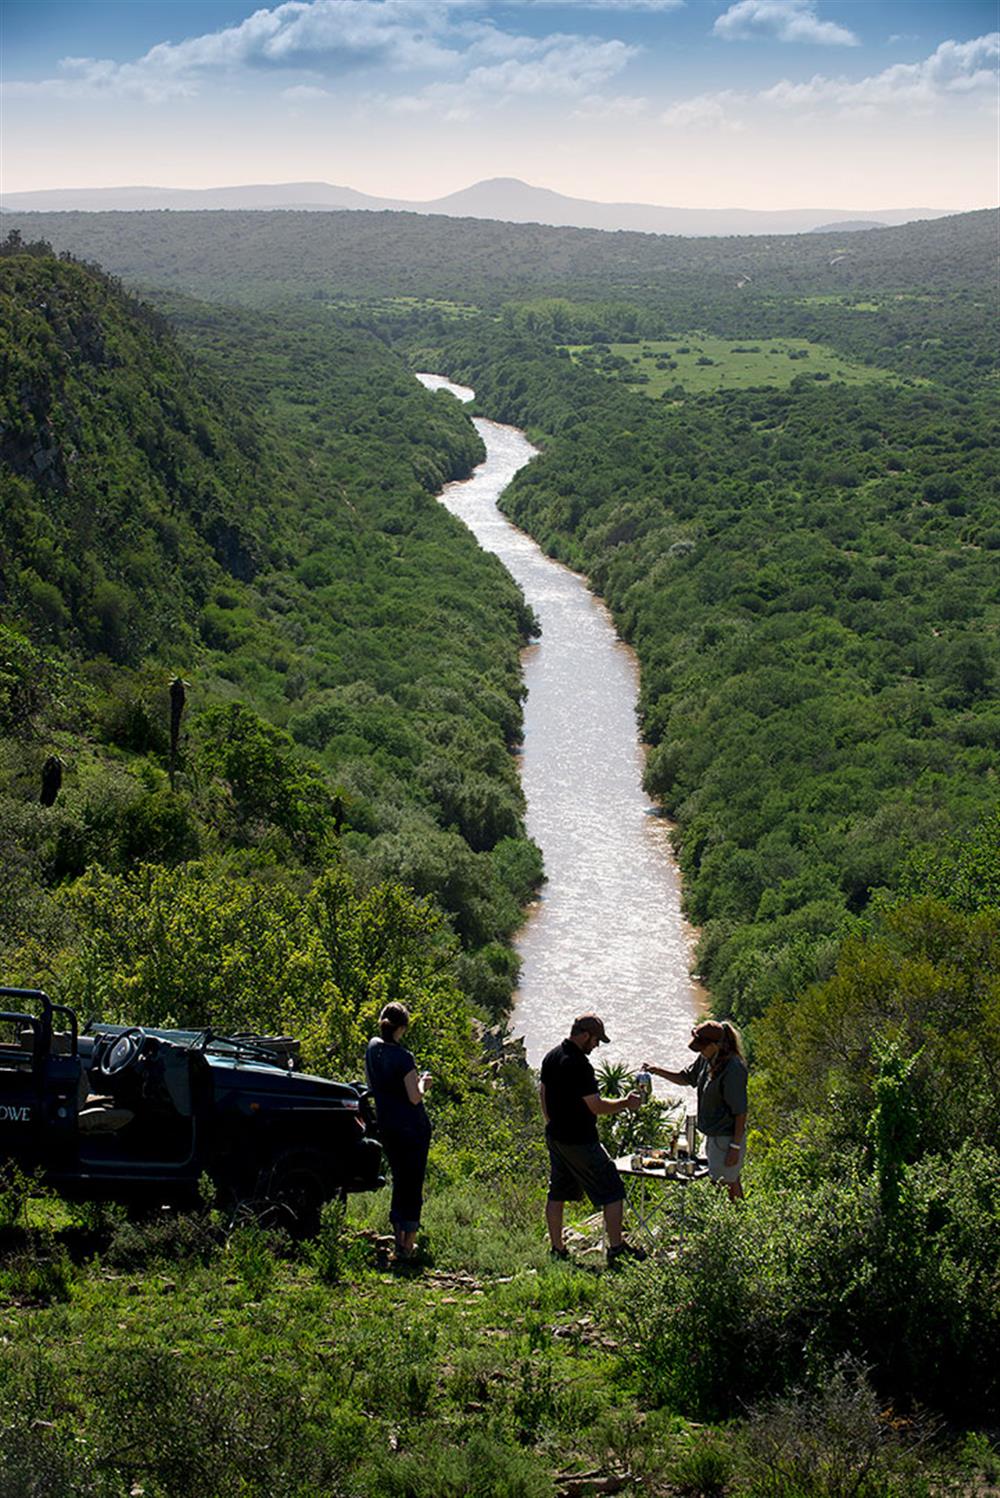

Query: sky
[[1, 0, 998, 209]]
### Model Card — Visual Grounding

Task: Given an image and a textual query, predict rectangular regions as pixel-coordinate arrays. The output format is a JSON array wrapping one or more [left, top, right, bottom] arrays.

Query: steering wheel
[[98, 1027, 147, 1079]]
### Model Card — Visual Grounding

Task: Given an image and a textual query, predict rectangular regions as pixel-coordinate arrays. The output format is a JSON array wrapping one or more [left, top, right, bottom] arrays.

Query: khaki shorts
[[706, 1135, 745, 1183], [547, 1136, 625, 1208]]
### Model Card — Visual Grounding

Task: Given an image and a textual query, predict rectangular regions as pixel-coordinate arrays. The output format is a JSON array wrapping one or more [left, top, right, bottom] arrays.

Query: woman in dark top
[[644, 1020, 748, 1200], [365, 1002, 432, 1259]]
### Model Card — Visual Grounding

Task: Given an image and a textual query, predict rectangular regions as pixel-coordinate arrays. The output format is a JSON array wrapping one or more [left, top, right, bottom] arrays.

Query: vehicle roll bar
[[0, 988, 78, 1056]]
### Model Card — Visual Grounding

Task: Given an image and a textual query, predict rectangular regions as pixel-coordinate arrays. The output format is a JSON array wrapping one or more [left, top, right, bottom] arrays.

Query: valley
[[0, 203, 997, 1495]]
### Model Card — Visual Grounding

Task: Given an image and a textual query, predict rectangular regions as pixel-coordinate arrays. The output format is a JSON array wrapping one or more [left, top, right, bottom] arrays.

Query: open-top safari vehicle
[[0, 987, 383, 1234]]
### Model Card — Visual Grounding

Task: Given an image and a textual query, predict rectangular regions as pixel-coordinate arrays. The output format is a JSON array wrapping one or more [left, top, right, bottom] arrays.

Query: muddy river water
[[417, 374, 702, 1082]]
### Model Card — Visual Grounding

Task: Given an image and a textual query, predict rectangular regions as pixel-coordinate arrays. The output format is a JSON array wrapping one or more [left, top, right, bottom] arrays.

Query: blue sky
[[2, 0, 997, 206]]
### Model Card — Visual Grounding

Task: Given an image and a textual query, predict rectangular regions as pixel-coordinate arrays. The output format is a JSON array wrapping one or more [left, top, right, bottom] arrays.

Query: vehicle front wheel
[[255, 1148, 330, 1239]]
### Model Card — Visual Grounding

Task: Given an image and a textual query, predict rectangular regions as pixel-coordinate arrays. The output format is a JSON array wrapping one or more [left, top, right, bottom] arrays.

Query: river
[[417, 374, 702, 1083]]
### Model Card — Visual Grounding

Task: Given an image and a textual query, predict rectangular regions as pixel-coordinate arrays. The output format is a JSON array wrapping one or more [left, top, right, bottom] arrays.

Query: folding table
[[613, 1155, 710, 1250]]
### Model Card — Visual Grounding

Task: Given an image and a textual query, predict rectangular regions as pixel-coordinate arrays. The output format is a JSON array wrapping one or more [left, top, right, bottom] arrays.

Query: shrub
[[103, 1206, 222, 1270], [309, 1196, 375, 1284], [0, 1240, 74, 1306], [225, 1221, 278, 1298], [670, 1431, 734, 1496], [0, 1162, 37, 1234], [960, 1431, 1000, 1487], [415, 1178, 544, 1277], [735, 1363, 936, 1498], [87, 1347, 346, 1497], [117, 789, 200, 865], [0, 624, 67, 734], [608, 1144, 1000, 1422], [362, 1428, 555, 1498], [0, 1348, 123, 1497]]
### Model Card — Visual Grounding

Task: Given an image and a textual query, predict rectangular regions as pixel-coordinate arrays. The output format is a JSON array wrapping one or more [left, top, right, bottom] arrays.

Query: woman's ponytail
[[379, 1002, 410, 1041]]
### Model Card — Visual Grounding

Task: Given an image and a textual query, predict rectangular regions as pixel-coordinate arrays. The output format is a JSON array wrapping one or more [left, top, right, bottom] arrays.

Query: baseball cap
[[571, 1014, 611, 1044], [688, 1021, 724, 1052]]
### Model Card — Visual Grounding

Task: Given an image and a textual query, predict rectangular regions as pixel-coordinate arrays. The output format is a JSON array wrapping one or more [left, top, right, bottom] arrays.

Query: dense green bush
[[753, 892, 1000, 1159], [61, 860, 472, 1083], [610, 1143, 1000, 1422], [733, 1364, 942, 1498]]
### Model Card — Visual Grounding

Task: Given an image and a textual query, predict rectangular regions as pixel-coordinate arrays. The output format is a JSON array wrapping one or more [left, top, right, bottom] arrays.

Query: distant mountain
[[0, 182, 388, 213], [0, 176, 951, 237], [809, 220, 888, 234]]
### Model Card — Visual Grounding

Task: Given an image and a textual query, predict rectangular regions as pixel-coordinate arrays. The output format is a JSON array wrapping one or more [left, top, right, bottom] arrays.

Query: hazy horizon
[[2, 1, 997, 212], [0, 174, 977, 217]]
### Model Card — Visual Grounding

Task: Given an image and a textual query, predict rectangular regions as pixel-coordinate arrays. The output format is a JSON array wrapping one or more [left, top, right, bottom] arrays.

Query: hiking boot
[[549, 1246, 570, 1262], [607, 1240, 647, 1268]]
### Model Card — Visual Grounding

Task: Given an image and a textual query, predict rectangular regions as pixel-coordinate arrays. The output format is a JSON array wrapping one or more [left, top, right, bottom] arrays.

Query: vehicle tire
[[256, 1148, 329, 1239]]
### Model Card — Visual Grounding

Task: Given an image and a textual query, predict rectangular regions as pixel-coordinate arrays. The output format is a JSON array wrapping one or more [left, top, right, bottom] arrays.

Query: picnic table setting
[[613, 1085, 709, 1250]]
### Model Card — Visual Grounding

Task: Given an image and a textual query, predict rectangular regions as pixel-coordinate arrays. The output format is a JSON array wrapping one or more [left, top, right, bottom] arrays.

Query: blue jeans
[[382, 1128, 430, 1232]]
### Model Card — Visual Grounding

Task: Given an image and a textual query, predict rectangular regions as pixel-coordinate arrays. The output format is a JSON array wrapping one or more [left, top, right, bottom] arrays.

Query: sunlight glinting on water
[[417, 373, 701, 1083]]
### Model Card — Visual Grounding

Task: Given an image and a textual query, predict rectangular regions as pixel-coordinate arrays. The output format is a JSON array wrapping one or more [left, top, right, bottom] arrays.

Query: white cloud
[[2, 0, 478, 102], [137, 0, 464, 79], [3, 0, 652, 115], [528, 0, 682, 9], [573, 92, 649, 118], [714, 0, 858, 47], [661, 88, 744, 128], [661, 32, 999, 130], [474, 38, 637, 95], [760, 32, 999, 110], [281, 83, 332, 100], [3, 53, 197, 102], [394, 33, 637, 119]]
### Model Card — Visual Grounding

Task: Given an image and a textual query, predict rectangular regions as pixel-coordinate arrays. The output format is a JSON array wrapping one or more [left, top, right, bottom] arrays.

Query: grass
[[326, 294, 482, 319], [0, 1194, 665, 1497], [2, 1180, 990, 1496], [794, 293, 935, 307], [563, 336, 908, 397]]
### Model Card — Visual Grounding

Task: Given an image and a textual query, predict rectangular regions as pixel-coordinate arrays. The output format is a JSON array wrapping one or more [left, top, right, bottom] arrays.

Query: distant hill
[[1, 207, 994, 309], [0, 182, 383, 214], [0, 176, 951, 237], [420, 180, 936, 237], [810, 220, 888, 234]]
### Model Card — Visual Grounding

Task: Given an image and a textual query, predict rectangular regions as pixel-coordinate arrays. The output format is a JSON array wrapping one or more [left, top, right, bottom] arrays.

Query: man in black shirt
[[539, 1014, 646, 1265]]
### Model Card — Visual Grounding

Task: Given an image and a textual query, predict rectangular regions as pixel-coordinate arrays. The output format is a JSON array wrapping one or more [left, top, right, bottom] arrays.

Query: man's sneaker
[[607, 1240, 647, 1267], [549, 1246, 570, 1262]]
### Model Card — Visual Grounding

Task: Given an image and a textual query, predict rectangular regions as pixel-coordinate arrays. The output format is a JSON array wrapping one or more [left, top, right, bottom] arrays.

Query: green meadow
[[565, 335, 907, 396], [331, 294, 482, 320]]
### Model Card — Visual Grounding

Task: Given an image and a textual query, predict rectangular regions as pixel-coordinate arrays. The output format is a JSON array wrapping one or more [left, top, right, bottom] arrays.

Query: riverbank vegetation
[[0, 238, 541, 1030], [1, 208, 998, 1492], [427, 323, 995, 1026]]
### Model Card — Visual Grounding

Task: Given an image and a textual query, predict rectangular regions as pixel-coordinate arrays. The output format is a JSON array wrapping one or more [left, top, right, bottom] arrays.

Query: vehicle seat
[[77, 1048, 134, 1131], [78, 1102, 134, 1134]]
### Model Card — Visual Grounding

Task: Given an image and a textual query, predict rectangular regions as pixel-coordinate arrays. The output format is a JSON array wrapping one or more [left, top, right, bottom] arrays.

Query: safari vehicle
[[0, 987, 383, 1234]]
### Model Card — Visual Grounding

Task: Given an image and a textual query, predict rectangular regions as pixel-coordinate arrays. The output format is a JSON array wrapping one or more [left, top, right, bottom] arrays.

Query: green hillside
[[1, 206, 995, 307], [0, 237, 541, 1038]]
